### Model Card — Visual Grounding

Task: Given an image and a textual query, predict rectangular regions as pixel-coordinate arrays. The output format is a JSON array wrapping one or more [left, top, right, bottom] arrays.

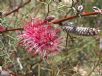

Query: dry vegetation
[[0, 0, 102, 76]]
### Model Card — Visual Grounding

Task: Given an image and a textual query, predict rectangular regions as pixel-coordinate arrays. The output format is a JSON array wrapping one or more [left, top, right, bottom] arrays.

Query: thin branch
[[0, 11, 101, 33], [1, 0, 31, 17], [45, 3, 50, 19], [51, 12, 100, 24], [0, 28, 23, 33]]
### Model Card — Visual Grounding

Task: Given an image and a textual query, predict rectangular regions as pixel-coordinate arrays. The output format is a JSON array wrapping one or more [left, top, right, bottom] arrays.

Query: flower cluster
[[19, 18, 63, 58]]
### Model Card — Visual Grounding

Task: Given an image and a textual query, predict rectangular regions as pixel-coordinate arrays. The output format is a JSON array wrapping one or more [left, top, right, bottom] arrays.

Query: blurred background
[[0, 0, 102, 76]]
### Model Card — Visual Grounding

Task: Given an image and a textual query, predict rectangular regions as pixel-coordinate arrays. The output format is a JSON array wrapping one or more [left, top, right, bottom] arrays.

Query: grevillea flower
[[18, 18, 63, 58]]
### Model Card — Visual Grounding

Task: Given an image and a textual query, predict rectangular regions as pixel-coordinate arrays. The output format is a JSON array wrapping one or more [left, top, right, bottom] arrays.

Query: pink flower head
[[19, 18, 63, 58]]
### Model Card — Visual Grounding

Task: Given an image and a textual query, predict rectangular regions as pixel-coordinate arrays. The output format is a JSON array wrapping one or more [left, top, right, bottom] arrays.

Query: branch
[[1, 0, 31, 17], [0, 11, 101, 33], [51, 12, 100, 24], [0, 28, 23, 33]]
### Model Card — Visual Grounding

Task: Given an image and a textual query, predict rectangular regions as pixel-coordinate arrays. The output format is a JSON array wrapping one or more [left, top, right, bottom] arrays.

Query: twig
[[1, 0, 31, 17], [0, 28, 23, 33], [45, 3, 50, 19], [65, 32, 69, 48], [0, 11, 101, 33], [51, 12, 100, 24]]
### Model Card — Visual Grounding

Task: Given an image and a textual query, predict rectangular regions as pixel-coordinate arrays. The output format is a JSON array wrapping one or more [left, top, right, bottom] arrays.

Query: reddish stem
[[51, 12, 99, 24], [2, 0, 31, 17], [0, 28, 23, 33], [0, 11, 100, 33]]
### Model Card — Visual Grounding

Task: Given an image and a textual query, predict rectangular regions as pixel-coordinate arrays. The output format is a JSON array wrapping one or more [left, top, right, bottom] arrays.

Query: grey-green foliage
[[0, 0, 101, 76]]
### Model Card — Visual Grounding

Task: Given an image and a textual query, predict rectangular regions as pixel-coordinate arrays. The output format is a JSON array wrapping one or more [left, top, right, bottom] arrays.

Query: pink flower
[[18, 18, 63, 58]]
